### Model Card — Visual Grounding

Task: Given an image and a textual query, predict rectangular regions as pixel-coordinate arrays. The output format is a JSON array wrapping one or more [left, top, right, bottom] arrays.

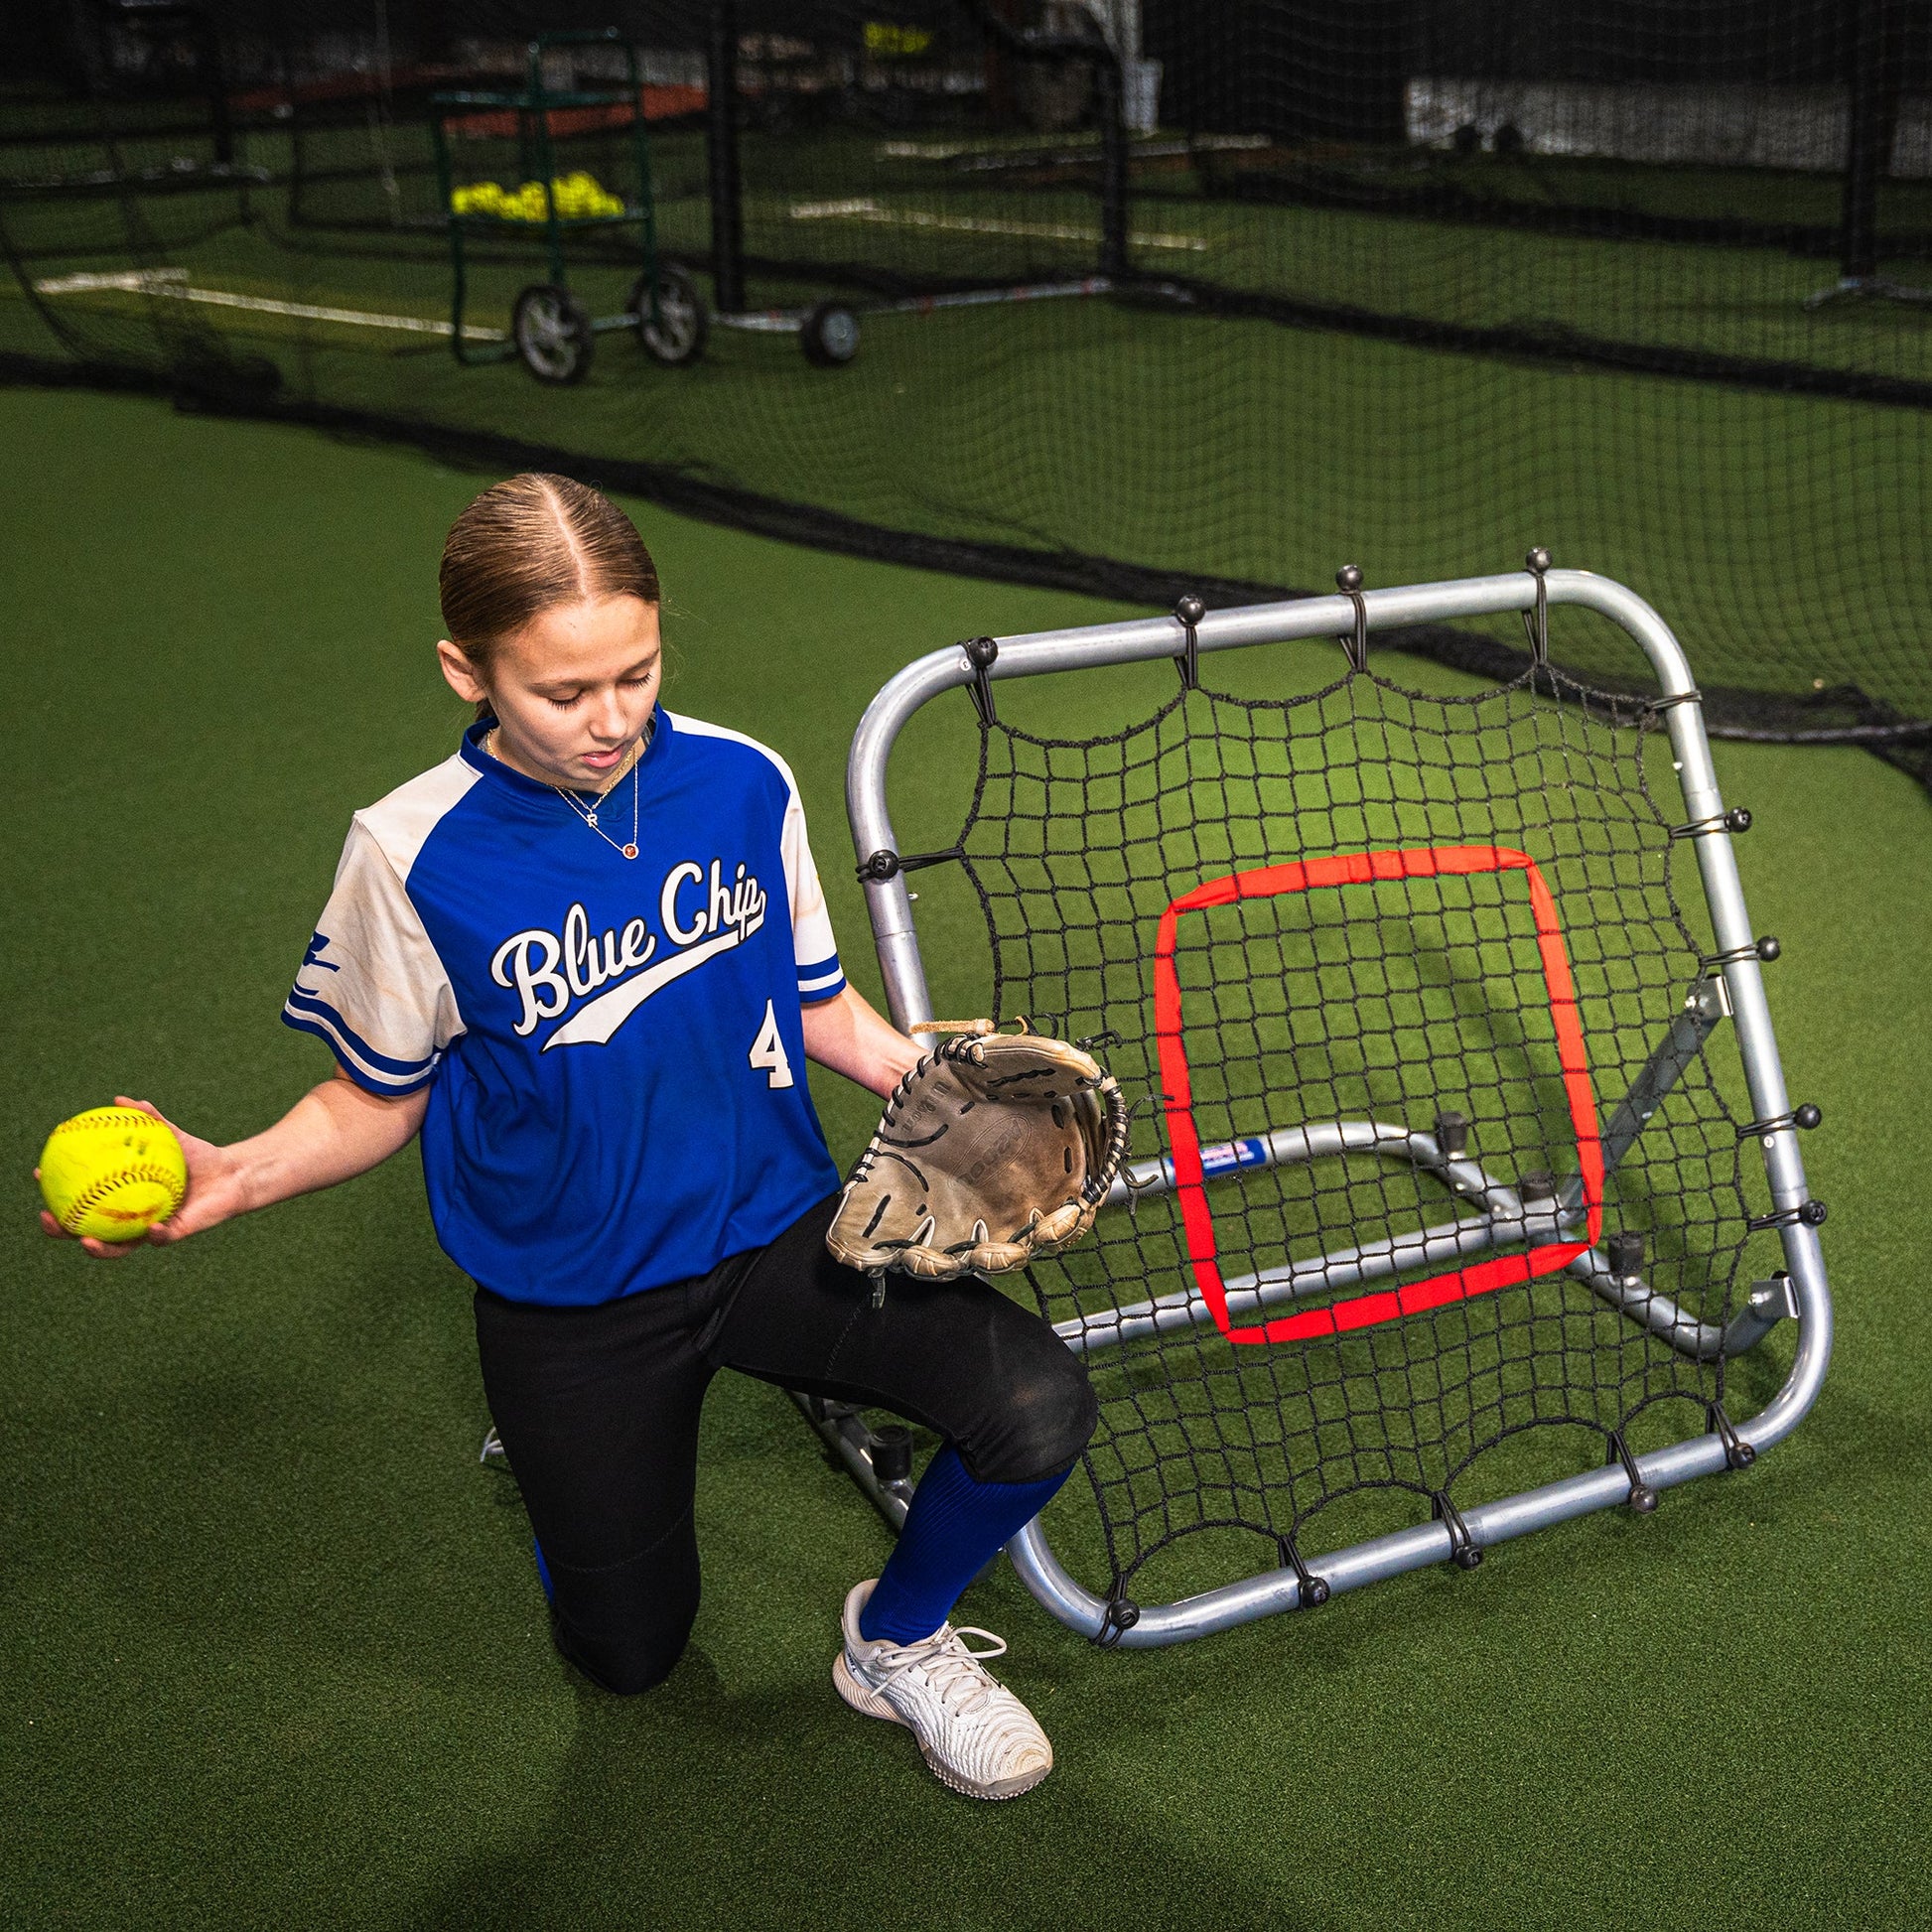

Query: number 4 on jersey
[[749, 999, 795, 1089]]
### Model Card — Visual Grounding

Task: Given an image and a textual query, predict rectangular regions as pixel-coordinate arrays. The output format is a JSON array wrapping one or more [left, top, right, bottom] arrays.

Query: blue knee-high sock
[[859, 1444, 1068, 1644]]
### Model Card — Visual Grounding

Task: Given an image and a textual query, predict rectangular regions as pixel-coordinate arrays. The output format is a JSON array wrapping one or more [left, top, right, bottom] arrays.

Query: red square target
[[1152, 845, 1604, 1346]]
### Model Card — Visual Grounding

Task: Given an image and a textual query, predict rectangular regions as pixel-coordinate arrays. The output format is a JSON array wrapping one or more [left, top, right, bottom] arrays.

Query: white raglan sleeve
[[282, 816, 464, 1094], [779, 784, 847, 1007]]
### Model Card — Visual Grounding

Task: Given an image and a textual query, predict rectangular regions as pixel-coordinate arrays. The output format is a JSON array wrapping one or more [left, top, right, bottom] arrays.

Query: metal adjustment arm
[[1072, 1117, 1548, 1355], [1589, 976, 1725, 1181], [1072, 998, 1794, 1365], [1553, 978, 1773, 1360]]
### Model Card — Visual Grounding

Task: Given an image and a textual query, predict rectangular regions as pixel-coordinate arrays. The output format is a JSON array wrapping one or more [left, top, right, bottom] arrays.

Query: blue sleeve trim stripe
[[798, 975, 846, 1007], [797, 965, 845, 996], [281, 1005, 440, 1095], [284, 985, 437, 1077], [796, 952, 842, 980]]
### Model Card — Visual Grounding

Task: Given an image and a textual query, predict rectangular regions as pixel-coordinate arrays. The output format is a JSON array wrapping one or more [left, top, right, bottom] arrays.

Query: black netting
[[932, 654, 1772, 1605], [3, 1, 1927, 781]]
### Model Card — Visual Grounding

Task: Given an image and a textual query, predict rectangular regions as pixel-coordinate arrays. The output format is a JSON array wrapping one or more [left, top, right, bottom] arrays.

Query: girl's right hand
[[36, 1097, 243, 1261]]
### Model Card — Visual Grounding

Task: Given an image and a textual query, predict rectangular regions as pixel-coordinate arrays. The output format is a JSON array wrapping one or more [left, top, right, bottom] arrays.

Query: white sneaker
[[833, 1580, 1054, 1800]]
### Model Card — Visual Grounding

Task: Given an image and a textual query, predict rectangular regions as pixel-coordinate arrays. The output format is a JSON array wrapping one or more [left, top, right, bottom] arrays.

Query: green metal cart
[[431, 29, 705, 384]]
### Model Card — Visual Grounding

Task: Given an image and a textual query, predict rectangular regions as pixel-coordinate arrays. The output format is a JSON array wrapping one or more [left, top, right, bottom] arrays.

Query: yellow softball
[[38, 1106, 188, 1243]]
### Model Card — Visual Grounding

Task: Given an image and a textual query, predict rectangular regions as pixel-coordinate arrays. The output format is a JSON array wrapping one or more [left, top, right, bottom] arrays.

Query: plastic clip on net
[[1672, 807, 1753, 839], [1282, 1537, 1331, 1607], [963, 634, 1000, 728], [1708, 1401, 1756, 1470], [1747, 1197, 1828, 1231], [855, 844, 964, 884], [1737, 1103, 1822, 1142], [1432, 1491, 1482, 1570], [1336, 565, 1369, 671], [1702, 934, 1781, 971], [1606, 1430, 1658, 1512], [1521, 546, 1551, 666], [1093, 1592, 1141, 1648], [1173, 592, 1204, 691]]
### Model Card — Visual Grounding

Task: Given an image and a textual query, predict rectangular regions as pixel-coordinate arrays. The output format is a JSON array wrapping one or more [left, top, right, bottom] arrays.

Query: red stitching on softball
[[58, 1159, 186, 1234], [49, 1108, 156, 1141]]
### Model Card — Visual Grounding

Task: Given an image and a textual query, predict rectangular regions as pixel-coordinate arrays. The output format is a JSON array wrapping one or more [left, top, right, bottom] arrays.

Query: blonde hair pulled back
[[439, 474, 660, 715]]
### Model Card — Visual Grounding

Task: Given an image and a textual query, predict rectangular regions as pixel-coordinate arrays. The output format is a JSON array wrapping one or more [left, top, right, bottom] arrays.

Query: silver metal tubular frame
[[786, 1390, 914, 1531], [1106, 1119, 1496, 1211], [1083, 1094, 1777, 1363], [844, 568, 1834, 1646]]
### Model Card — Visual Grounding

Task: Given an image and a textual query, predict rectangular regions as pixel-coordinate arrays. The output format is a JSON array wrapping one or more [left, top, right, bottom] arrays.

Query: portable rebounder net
[[798, 560, 1833, 1646]]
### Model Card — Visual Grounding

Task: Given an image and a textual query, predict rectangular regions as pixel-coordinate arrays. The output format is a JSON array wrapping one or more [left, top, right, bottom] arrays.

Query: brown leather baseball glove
[[827, 1024, 1130, 1282]]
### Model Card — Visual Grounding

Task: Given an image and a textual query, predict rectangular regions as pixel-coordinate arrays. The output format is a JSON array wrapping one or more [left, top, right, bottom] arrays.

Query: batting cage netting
[[3, 2, 1928, 786], [834, 566, 1829, 1639]]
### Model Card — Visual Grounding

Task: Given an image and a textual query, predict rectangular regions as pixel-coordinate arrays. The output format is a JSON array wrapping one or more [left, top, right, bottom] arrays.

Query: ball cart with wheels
[[430, 29, 705, 384]]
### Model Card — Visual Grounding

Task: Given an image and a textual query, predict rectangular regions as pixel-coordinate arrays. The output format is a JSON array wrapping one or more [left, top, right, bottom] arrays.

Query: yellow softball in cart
[[39, 1106, 188, 1242]]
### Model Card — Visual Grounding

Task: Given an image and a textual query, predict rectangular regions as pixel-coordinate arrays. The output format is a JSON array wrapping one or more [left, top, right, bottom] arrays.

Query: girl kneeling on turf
[[41, 474, 1095, 1802]]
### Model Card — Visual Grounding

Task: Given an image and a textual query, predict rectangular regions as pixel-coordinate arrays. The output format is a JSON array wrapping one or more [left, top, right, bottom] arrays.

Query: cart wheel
[[512, 284, 594, 385], [632, 265, 708, 366], [800, 301, 861, 367]]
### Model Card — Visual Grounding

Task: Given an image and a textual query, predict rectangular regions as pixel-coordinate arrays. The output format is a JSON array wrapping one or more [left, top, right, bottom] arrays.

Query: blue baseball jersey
[[283, 711, 848, 1305]]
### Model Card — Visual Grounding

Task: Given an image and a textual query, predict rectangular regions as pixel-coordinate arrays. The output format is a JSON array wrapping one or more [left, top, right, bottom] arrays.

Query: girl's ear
[[436, 638, 489, 704]]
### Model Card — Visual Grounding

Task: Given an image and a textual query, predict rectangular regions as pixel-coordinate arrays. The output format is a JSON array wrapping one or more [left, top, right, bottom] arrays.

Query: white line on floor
[[33, 269, 505, 342], [784, 199, 1208, 252]]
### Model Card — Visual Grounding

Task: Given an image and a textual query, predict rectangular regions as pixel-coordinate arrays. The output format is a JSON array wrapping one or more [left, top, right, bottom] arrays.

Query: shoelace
[[872, 1624, 1011, 1721]]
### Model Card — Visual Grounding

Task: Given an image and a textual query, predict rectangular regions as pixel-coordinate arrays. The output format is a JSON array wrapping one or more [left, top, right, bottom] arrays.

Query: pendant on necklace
[[621, 843, 639, 860], [585, 811, 599, 828]]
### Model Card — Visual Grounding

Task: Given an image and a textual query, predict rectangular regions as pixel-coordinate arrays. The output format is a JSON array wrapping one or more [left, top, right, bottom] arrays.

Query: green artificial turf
[[2, 385, 1930, 1930]]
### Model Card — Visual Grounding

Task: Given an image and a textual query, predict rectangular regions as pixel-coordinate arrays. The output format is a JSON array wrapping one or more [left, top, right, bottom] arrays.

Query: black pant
[[473, 1193, 1097, 1696]]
